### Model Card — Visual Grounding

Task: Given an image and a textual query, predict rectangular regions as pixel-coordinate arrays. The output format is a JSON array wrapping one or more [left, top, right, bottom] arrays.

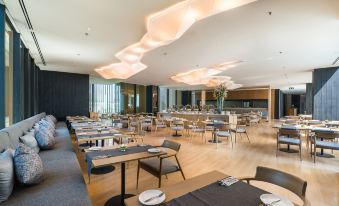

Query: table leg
[[104, 163, 134, 206]]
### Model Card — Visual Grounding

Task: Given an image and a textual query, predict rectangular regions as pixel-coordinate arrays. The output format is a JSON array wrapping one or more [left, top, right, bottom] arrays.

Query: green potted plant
[[213, 83, 228, 114]]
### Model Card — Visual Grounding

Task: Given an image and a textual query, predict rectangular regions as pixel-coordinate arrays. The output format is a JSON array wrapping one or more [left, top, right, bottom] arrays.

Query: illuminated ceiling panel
[[95, 0, 257, 79], [171, 60, 243, 89]]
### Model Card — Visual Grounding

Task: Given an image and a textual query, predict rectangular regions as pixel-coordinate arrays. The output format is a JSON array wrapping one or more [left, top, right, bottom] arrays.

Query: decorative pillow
[[45, 116, 55, 127], [48, 115, 57, 123], [0, 149, 14, 203], [19, 133, 40, 153], [14, 143, 43, 185], [34, 128, 55, 150]]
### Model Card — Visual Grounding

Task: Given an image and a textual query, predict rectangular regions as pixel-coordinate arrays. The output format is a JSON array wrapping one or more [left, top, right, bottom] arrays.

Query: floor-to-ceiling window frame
[[89, 83, 121, 115], [4, 13, 13, 127]]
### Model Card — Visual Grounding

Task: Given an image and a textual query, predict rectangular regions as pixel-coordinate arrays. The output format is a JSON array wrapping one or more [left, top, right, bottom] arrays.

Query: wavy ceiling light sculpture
[[171, 61, 243, 89], [95, 0, 257, 79]]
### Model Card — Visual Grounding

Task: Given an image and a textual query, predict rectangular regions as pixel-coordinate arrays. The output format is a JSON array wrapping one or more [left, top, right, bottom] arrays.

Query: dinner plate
[[148, 148, 161, 153], [260, 194, 293, 206], [139, 189, 165, 205], [88, 147, 101, 151]]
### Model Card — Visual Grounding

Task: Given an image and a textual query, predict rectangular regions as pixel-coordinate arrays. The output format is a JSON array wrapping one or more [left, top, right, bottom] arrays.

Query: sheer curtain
[[89, 84, 121, 114]]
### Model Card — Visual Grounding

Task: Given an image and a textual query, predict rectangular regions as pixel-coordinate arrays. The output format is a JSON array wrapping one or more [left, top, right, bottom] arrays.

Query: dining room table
[[85, 144, 176, 206], [273, 123, 339, 157], [124, 170, 297, 206]]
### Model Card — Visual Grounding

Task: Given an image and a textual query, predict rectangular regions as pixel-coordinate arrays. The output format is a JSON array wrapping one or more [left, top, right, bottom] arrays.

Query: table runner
[[86, 145, 154, 180], [77, 131, 120, 139], [162, 180, 267, 206]]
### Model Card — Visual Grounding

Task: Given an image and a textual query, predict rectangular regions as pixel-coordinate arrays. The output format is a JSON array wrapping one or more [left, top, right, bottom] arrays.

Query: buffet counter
[[157, 112, 237, 124]]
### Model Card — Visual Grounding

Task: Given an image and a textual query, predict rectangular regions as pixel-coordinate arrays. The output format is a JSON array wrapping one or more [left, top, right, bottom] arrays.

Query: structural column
[[0, 4, 5, 128]]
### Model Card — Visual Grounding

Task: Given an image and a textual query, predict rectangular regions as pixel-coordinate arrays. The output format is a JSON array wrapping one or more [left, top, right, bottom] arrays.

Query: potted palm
[[213, 83, 228, 114]]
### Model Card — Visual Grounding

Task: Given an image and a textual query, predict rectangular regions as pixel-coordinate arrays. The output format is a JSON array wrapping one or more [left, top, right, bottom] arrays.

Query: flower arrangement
[[213, 83, 228, 98]]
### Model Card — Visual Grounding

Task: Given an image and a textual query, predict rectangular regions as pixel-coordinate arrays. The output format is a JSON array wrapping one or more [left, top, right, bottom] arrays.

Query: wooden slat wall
[[305, 83, 313, 114], [205, 89, 269, 100], [313, 67, 339, 120]]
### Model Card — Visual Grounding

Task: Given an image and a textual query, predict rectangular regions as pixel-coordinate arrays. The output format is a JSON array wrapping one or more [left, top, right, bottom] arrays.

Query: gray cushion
[[0, 132, 12, 152], [140, 158, 179, 174], [315, 140, 339, 150], [278, 136, 301, 145], [1, 125, 23, 149], [192, 128, 205, 133], [172, 126, 184, 131], [14, 143, 43, 185], [19, 134, 40, 154], [35, 128, 55, 150], [216, 131, 231, 137], [0, 149, 14, 203], [232, 128, 246, 133]]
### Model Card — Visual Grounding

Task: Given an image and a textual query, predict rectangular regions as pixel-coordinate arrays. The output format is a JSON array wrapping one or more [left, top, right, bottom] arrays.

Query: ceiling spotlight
[[84, 32, 89, 36]]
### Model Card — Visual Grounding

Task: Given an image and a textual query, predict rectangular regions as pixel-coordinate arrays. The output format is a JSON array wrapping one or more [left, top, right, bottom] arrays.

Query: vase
[[217, 97, 224, 114]]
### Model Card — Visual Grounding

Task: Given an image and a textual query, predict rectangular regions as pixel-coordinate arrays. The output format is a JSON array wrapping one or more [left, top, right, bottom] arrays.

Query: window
[[89, 84, 121, 115]]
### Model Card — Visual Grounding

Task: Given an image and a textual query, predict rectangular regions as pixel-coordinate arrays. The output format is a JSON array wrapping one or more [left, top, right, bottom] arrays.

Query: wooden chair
[[89, 112, 99, 120], [311, 130, 339, 163], [190, 120, 206, 143], [154, 118, 167, 133], [241, 166, 308, 206], [136, 140, 185, 188], [231, 120, 250, 143], [215, 124, 233, 149], [277, 128, 302, 161], [170, 119, 184, 136]]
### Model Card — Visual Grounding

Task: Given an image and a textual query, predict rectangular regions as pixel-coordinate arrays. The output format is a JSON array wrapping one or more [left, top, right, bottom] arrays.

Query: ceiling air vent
[[18, 0, 46, 65], [332, 56, 339, 65]]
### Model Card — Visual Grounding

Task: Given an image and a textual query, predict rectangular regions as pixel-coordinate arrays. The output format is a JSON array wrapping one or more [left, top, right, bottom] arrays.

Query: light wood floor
[[75, 122, 339, 206]]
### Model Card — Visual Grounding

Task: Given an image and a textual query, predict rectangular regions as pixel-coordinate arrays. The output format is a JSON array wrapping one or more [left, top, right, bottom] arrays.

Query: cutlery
[[267, 199, 281, 206], [144, 192, 164, 203]]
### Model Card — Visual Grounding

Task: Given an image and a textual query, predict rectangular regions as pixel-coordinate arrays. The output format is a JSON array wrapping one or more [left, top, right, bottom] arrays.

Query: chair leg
[[136, 161, 140, 189], [175, 155, 186, 180], [299, 144, 302, 161], [276, 142, 279, 157], [234, 133, 237, 143], [313, 146, 316, 163], [245, 132, 250, 143], [158, 175, 162, 188]]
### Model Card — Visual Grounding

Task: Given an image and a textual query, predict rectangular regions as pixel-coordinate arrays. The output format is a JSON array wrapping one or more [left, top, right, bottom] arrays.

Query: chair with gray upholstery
[[215, 124, 233, 149], [311, 130, 339, 163], [231, 120, 250, 144], [277, 128, 302, 161], [190, 120, 206, 143], [136, 140, 185, 188], [241, 166, 308, 206]]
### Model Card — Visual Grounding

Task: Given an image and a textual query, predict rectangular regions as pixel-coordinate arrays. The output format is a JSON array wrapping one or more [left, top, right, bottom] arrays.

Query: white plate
[[260, 194, 293, 206], [139, 189, 165, 205], [88, 147, 101, 151], [148, 148, 161, 153]]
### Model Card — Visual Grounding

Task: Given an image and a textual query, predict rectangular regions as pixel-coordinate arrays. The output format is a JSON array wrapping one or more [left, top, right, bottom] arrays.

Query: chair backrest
[[279, 128, 300, 138], [314, 131, 338, 140], [219, 124, 231, 131], [162, 140, 181, 152], [254, 166, 307, 201]]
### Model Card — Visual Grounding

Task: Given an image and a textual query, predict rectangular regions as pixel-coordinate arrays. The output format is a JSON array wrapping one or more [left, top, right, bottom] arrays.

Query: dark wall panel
[[182, 91, 192, 106], [313, 67, 339, 120], [305, 83, 313, 114], [38, 70, 89, 120]]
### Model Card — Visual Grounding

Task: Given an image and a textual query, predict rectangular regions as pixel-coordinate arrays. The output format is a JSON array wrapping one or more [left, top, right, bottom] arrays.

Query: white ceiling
[[4, 0, 339, 89]]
